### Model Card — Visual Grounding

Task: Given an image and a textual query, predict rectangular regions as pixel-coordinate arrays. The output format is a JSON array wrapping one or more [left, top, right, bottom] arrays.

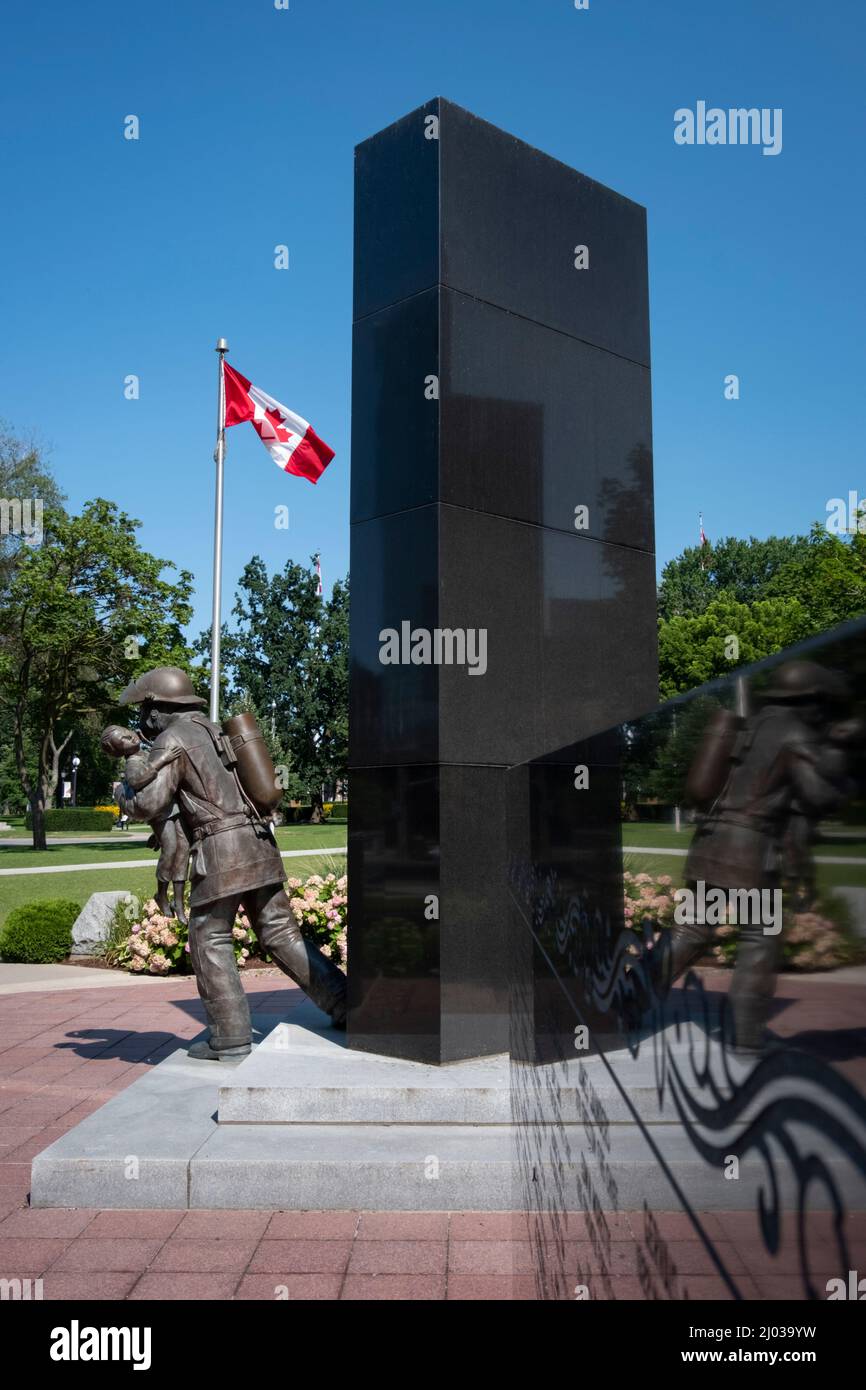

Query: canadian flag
[[222, 361, 335, 484]]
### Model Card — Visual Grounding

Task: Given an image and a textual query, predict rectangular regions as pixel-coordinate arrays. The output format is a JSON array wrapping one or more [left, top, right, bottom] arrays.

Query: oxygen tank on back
[[221, 712, 282, 816]]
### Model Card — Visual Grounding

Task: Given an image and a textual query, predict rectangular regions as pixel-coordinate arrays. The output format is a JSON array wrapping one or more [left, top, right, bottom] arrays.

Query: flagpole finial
[[215, 338, 229, 354]]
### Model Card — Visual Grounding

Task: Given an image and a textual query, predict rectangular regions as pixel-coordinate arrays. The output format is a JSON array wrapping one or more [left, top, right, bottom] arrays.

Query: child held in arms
[[100, 725, 191, 926]]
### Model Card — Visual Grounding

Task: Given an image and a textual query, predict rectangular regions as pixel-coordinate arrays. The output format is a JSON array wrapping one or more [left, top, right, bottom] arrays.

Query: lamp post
[[71, 755, 81, 807], [270, 700, 276, 738]]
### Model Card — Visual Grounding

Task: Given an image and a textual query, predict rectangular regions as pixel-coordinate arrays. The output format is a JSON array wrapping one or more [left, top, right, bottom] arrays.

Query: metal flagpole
[[210, 338, 229, 723], [735, 675, 749, 721]]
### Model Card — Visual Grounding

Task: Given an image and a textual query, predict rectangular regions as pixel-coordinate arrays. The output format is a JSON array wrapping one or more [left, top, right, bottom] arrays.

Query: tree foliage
[[223, 556, 349, 811], [657, 527, 866, 697], [0, 497, 197, 847], [657, 534, 811, 621], [0, 423, 66, 602]]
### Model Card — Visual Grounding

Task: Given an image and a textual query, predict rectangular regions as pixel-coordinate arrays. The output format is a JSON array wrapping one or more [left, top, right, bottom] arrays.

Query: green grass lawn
[[0, 828, 141, 840], [622, 821, 866, 859], [0, 823, 347, 927], [0, 852, 346, 928], [274, 824, 347, 850], [813, 837, 866, 859], [3, 811, 861, 931], [0, 822, 346, 871], [623, 850, 686, 883], [0, 866, 167, 925], [621, 823, 694, 849], [623, 850, 866, 892], [0, 842, 161, 870]]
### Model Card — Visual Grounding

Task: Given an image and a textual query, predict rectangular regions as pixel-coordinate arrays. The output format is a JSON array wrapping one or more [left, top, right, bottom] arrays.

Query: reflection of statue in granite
[[783, 716, 863, 909], [669, 661, 855, 1053], [100, 725, 191, 926], [115, 667, 347, 1061]]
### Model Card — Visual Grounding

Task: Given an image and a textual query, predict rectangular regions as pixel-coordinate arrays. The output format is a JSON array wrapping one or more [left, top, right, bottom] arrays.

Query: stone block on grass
[[70, 891, 138, 957]]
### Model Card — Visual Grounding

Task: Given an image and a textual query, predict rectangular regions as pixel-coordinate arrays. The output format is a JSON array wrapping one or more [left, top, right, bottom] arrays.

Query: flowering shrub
[[107, 893, 255, 975], [285, 871, 347, 965], [623, 871, 677, 932], [106, 869, 348, 974], [712, 902, 858, 973], [622, 872, 861, 972]]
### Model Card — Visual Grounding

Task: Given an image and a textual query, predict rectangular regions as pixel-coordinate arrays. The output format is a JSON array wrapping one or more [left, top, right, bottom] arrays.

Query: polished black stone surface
[[439, 99, 650, 367], [507, 621, 866, 1297], [535, 525, 658, 752], [349, 99, 656, 1062], [439, 513, 658, 763], [354, 97, 650, 369], [351, 507, 658, 770], [349, 506, 440, 769], [439, 764, 510, 1060], [508, 750, 627, 1063], [347, 764, 509, 1063], [441, 289, 653, 542], [347, 764, 441, 1061], [351, 288, 439, 524], [354, 98, 440, 323], [352, 286, 654, 541]]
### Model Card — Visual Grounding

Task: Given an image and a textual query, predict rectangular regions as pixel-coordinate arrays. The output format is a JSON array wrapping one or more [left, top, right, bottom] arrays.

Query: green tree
[[658, 594, 809, 700], [657, 535, 811, 621], [657, 525, 866, 698], [0, 425, 66, 600], [766, 522, 866, 631], [0, 498, 197, 848], [225, 557, 349, 817], [0, 708, 28, 815]]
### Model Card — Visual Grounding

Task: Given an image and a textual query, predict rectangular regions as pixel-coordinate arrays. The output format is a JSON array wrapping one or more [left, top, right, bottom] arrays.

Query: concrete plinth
[[30, 1001, 866, 1212], [217, 1011, 514, 1125]]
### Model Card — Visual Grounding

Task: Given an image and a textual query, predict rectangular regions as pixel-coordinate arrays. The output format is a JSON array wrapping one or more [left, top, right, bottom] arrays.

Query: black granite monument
[[348, 98, 658, 1062]]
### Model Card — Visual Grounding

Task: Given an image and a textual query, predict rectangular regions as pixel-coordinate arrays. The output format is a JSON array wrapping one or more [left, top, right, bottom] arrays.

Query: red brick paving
[[0, 971, 862, 1299], [347, 1239, 447, 1275], [265, 1210, 357, 1240], [342, 1274, 446, 1300], [248, 1239, 354, 1275], [354, 1211, 449, 1241], [235, 1273, 344, 1300]]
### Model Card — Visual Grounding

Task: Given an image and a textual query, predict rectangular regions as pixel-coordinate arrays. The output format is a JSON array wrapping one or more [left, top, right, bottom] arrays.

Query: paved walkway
[[0, 847, 347, 876], [625, 845, 866, 865], [0, 834, 151, 846], [0, 964, 165, 996], [20, 836, 864, 879], [0, 971, 861, 1300]]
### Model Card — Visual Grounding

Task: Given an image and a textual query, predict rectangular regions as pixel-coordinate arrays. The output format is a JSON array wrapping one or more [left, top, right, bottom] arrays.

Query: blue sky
[[2, 0, 864, 638]]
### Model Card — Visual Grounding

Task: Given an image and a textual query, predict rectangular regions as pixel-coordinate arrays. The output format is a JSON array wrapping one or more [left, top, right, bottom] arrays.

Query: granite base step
[[30, 1003, 866, 1212]]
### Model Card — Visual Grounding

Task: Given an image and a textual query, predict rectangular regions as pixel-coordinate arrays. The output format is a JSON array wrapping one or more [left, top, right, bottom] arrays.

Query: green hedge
[[0, 899, 80, 963], [25, 808, 115, 832], [280, 804, 348, 824]]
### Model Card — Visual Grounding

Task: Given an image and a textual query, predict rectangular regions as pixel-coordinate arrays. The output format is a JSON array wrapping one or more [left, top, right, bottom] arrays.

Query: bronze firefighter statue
[[670, 659, 856, 1054], [101, 725, 192, 926], [109, 667, 347, 1060]]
